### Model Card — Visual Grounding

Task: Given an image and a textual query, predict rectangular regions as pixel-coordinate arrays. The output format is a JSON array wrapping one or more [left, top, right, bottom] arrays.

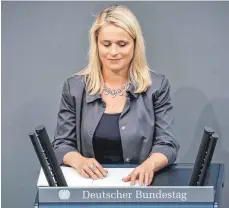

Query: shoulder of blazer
[[65, 74, 85, 97], [67, 74, 85, 87], [149, 69, 165, 83], [147, 69, 168, 93]]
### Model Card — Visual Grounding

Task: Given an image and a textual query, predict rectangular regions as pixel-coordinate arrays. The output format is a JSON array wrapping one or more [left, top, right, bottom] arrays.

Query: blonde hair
[[77, 5, 151, 95]]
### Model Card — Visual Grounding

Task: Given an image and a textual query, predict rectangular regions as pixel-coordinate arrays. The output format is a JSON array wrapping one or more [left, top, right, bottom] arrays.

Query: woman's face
[[97, 24, 134, 73]]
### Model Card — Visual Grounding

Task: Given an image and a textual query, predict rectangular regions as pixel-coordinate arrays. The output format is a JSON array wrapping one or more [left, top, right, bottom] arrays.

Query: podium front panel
[[38, 203, 214, 208]]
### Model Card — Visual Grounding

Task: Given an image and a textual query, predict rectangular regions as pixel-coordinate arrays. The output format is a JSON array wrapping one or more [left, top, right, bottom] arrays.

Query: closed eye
[[101, 41, 128, 47], [119, 43, 126, 47], [118, 41, 128, 47]]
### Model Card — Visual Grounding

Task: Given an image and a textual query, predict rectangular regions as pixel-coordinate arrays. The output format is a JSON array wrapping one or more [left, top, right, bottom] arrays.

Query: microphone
[[30, 125, 67, 187], [29, 132, 57, 186], [189, 127, 214, 186], [35, 125, 67, 187], [197, 133, 219, 186]]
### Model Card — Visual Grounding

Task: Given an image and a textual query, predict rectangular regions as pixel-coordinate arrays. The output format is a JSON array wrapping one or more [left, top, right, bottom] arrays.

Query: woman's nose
[[109, 44, 118, 56]]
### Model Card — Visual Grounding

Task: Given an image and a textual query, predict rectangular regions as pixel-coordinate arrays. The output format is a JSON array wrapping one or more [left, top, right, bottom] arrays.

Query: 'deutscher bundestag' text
[[82, 189, 187, 202]]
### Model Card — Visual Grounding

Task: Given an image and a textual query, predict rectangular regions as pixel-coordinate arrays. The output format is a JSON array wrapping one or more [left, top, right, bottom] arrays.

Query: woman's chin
[[107, 65, 125, 71]]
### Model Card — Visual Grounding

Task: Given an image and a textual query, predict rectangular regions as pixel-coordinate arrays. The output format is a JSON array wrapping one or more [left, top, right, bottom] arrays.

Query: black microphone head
[[204, 127, 215, 134], [210, 133, 219, 140], [29, 132, 39, 147], [35, 125, 46, 133], [29, 132, 36, 137]]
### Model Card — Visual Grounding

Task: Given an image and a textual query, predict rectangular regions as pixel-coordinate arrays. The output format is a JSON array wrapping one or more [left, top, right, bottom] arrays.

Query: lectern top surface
[[37, 163, 220, 188]]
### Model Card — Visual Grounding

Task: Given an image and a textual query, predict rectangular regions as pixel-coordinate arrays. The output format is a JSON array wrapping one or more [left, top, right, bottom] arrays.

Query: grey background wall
[[2, 1, 229, 208]]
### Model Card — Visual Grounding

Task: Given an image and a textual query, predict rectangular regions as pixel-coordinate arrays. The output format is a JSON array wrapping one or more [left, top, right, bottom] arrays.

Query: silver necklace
[[103, 82, 130, 98]]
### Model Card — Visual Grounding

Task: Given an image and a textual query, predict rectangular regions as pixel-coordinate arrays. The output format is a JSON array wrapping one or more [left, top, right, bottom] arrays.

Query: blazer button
[[88, 130, 93, 136], [121, 125, 126, 130], [125, 158, 130, 163]]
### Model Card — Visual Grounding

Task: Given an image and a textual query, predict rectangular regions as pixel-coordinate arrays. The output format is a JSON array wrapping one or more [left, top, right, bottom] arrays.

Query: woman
[[52, 5, 179, 186]]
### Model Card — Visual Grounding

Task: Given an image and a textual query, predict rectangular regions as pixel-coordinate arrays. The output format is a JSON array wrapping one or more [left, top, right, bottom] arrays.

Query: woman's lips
[[108, 58, 122, 61]]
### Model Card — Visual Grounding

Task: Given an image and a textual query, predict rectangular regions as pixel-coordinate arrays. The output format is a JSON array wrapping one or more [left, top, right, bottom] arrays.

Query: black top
[[93, 113, 124, 164]]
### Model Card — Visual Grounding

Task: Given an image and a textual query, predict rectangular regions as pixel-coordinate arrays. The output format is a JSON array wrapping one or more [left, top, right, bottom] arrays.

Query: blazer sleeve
[[52, 80, 79, 165], [150, 76, 180, 165]]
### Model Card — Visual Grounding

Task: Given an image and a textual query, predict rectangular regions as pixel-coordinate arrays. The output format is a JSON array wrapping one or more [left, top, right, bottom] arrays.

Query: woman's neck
[[102, 67, 129, 88]]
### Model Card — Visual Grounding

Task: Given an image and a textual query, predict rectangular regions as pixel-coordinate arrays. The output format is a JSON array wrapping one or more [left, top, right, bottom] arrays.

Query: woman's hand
[[122, 159, 156, 186], [75, 157, 108, 180], [63, 152, 108, 180]]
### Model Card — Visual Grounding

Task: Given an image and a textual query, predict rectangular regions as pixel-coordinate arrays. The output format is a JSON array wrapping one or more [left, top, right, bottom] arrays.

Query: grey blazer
[[52, 70, 180, 166]]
